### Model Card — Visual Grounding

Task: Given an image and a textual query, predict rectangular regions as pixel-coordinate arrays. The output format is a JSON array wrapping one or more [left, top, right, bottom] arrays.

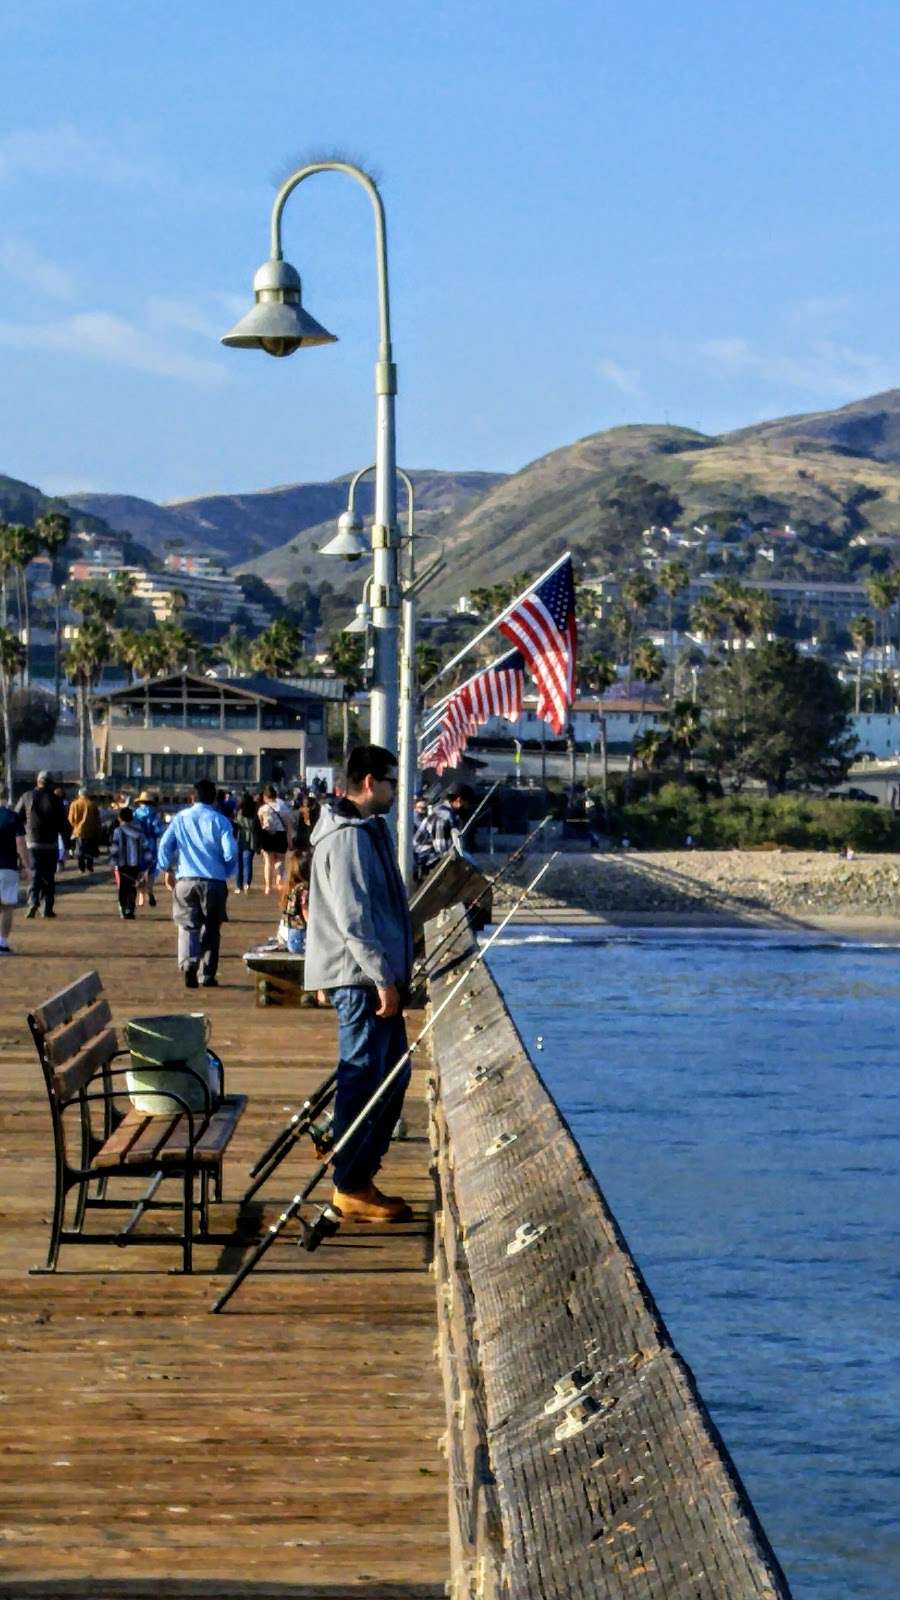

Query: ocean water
[[484, 928, 900, 1600]]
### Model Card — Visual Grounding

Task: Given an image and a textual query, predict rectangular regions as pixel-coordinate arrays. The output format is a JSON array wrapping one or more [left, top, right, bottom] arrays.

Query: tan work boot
[[331, 1183, 412, 1223]]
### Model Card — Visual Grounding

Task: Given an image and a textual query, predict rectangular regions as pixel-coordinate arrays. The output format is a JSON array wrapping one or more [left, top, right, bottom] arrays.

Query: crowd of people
[[0, 772, 335, 955], [0, 748, 476, 1235]]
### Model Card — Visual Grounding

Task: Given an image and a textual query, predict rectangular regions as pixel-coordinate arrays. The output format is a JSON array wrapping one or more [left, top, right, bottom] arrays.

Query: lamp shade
[[320, 510, 368, 561], [221, 258, 337, 356], [343, 599, 372, 634]]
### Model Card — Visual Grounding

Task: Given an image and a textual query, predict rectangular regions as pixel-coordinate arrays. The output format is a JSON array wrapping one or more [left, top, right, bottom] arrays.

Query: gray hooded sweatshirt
[[304, 799, 414, 992]]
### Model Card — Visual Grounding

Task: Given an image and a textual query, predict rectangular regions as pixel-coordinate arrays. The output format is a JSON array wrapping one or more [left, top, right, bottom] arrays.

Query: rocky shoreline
[[482, 849, 900, 926]]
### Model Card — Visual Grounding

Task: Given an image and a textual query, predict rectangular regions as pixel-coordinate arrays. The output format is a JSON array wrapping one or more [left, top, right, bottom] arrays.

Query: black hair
[[118, 807, 133, 823], [345, 744, 398, 790], [193, 778, 217, 805]]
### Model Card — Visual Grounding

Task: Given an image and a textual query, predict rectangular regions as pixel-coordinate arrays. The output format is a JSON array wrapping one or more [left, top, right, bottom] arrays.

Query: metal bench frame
[[28, 970, 245, 1274]]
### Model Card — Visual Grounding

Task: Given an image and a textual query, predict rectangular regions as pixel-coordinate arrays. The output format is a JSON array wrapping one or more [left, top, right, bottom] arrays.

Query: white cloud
[[694, 336, 894, 400], [0, 310, 226, 386], [0, 237, 77, 301], [597, 357, 641, 398], [0, 126, 145, 185], [146, 296, 227, 340]]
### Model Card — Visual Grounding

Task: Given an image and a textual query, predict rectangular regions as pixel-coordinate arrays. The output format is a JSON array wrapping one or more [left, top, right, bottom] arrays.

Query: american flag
[[418, 650, 525, 773], [498, 557, 577, 734], [464, 649, 525, 723]]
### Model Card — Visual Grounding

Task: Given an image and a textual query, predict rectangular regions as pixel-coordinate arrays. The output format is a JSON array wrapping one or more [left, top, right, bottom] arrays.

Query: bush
[[608, 783, 900, 851]]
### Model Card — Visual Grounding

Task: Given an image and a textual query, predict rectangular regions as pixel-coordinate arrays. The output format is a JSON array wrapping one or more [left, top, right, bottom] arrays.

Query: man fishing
[[304, 744, 414, 1224]]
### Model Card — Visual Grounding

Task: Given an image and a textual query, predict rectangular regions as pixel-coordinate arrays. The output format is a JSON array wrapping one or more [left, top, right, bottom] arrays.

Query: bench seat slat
[[46, 999, 113, 1068], [31, 971, 103, 1036], [92, 1109, 157, 1169], [158, 1096, 247, 1164]]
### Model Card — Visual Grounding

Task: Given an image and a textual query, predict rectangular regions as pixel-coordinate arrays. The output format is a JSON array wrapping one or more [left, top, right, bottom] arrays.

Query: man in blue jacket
[[157, 777, 236, 989], [305, 744, 414, 1223]]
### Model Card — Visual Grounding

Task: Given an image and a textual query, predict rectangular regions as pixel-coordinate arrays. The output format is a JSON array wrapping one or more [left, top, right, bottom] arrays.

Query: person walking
[[157, 778, 236, 988], [305, 743, 414, 1224], [232, 791, 260, 894], [0, 790, 30, 953], [257, 784, 292, 894], [133, 790, 165, 907], [16, 770, 70, 919], [67, 786, 103, 873], [109, 806, 152, 919]]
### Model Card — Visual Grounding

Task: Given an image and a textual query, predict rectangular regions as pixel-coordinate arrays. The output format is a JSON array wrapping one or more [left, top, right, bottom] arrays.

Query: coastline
[[478, 848, 900, 938]]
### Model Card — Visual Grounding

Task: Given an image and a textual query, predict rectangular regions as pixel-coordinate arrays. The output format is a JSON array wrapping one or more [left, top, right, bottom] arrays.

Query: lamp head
[[319, 509, 368, 561], [343, 599, 372, 634], [221, 258, 337, 356]]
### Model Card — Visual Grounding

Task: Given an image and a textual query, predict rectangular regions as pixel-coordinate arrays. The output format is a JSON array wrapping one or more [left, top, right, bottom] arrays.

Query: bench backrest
[[29, 970, 119, 1105]]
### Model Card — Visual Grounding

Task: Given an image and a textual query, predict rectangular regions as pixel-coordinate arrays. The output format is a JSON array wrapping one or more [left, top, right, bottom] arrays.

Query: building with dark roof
[[91, 671, 337, 789]]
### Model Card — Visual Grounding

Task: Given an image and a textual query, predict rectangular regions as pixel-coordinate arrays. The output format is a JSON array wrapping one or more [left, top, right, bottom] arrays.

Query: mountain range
[[6, 389, 900, 602]]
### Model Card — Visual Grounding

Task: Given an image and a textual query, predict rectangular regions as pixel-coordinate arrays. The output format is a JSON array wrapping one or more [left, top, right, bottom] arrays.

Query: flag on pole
[[498, 557, 577, 734], [419, 650, 526, 773], [464, 649, 525, 723]]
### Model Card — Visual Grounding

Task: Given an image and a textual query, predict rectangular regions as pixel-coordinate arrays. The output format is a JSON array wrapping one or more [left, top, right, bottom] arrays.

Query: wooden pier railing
[[426, 909, 793, 1600]]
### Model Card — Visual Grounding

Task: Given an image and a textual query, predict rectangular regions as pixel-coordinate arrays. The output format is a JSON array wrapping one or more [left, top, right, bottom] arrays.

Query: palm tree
[[864, 572, 897, 709], [622, 573, 657, 685], [220, 626, 254, 676], [250, 617, 304, 677], [327, 632, 366, 762], [665, 699, 702, 773], [113, 626, 144, 683], [65, 619, 111, 784], [583, 651, 616, 795], [0, 626, 26, 794], [130, 630, 169, 681], [35, 511, 71, 709], [849, 614, 875, 713], [658, 560, 689, 690], [6, 524, 40, 687], [632, 727, 666, 771], [690, 592, 724, 648], [627, 639, 665, 795]]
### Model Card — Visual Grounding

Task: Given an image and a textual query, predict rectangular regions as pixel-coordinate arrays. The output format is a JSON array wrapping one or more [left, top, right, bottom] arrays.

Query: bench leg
[[180, 1160, 194, 1273], [199, 1170, 210, 1236], [45, 1162, 67, 1270]]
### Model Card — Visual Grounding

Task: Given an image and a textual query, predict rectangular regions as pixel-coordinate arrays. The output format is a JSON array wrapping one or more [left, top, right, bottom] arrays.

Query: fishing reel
[[298, 1204, 341, 1253], [308, 1113, 334, 1157]]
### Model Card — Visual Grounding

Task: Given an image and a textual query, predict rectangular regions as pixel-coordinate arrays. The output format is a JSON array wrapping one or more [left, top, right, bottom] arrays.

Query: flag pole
[[419, 550, 572, 695]]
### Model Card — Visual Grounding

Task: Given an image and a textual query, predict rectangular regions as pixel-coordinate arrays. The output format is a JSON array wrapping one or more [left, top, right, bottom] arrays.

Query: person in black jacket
[[16, 770, 70, 919]]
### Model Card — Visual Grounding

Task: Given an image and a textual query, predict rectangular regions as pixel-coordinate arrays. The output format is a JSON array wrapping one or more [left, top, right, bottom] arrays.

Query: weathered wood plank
[[29, 970, 102, 1035], [0, 879, 447, 1594], [44, 998, 112, 1068], [427, 910, 793, 1600], [52, 1024, 119, 1100]]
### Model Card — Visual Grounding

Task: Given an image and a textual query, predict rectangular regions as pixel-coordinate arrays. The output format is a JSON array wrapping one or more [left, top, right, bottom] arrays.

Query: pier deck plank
[[0, 875, 447, 1598]]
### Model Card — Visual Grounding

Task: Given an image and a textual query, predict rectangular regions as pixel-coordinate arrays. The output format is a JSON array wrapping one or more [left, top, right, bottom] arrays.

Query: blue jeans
[[236, 847, 254, 890], [329, 986, 410, 1194]]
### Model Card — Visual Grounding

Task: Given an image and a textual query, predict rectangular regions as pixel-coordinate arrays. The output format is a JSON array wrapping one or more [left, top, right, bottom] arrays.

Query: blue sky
[[1, 0, 898, 503]]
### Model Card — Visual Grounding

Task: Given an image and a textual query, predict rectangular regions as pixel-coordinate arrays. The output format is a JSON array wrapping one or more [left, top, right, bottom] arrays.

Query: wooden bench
[[28, 971, 247, 1273]]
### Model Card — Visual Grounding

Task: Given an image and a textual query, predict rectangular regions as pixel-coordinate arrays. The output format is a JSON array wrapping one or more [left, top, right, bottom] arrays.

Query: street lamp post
[[326, 465, 443, 885], [221, 160, 401, 767]]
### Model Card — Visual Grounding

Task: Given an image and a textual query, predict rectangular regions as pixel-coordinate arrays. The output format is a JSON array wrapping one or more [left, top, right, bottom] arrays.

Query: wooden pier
[[0, 874, 448, 1598]]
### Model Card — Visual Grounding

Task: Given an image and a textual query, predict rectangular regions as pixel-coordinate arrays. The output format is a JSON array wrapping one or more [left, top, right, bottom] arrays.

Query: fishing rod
[[211, 853, 558, 1313], [456, 780, 499, 840], [239, 1068, 338, 1206], [412, 814, 550, 985]]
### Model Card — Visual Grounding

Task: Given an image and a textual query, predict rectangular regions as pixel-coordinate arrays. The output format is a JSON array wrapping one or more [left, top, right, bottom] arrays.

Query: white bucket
[[125, 1012, 219, 1116]]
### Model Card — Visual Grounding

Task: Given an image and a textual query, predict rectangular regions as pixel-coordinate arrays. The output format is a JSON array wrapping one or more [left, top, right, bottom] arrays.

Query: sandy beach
[[480, 848, 900, 937]]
